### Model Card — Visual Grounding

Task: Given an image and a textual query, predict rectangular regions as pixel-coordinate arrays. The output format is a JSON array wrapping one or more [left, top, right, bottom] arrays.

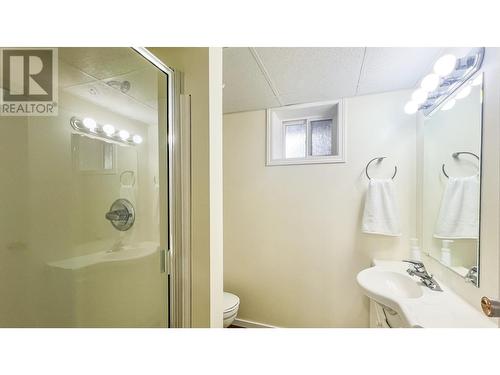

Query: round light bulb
[[433, 54, 457, 77], [441, 99, 456, 111], [119, 130, 130, 140], [420, 74, 440, 92], [411, 88, 428, 105], [404, 101, 418, 114], [455, 85, 471, 100], [132, 134, 143, 144], [82, 117, 97, 131], [102, 124, 115, 136], [471, 74, 483, 86]]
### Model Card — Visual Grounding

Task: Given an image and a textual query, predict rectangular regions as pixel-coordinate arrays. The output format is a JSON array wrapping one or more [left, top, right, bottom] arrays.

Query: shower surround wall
[[223, 90, 417, 327]]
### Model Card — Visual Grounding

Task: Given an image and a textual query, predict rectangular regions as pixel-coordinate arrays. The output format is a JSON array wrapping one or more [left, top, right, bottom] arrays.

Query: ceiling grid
[[223, 47, 448, 114], [249, 47, 283, 106]]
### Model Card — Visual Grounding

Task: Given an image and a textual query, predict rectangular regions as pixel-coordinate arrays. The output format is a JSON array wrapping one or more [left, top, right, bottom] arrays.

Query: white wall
[[209, 47, 224, 328], [223, 90, 416, 327]]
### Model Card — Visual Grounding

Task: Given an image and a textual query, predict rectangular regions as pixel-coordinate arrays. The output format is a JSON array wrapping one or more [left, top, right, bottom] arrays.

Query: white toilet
[[223, 292, 240, 328]]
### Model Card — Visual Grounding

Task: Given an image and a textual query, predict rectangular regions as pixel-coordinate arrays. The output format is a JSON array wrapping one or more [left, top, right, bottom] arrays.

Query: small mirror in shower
[[73, 134, 116, 173]]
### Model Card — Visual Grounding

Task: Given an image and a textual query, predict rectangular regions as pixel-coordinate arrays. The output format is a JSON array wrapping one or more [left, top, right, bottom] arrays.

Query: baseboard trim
[[233, 318, 279, 328]]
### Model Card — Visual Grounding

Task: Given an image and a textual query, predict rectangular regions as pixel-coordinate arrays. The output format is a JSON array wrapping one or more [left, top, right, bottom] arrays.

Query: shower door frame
[[133, 47, 191, 328]]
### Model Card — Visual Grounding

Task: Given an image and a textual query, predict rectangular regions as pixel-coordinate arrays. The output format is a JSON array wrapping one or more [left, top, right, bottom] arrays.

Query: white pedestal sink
[[357, 260, 495, 328], [358, 270, 424, 299]]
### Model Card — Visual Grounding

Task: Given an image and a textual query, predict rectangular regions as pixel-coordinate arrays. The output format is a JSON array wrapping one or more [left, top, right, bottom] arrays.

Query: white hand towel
[[434, 175, 480, 239], [362, 178, 401, 236]]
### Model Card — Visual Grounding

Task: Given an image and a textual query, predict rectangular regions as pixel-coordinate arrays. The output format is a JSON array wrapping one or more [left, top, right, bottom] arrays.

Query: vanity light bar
[[404, 47, 485, 116], [70, 116, 143, 146]]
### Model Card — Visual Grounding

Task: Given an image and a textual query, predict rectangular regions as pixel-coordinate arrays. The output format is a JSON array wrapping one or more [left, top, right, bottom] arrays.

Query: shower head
[[106, 80, 131, 93]]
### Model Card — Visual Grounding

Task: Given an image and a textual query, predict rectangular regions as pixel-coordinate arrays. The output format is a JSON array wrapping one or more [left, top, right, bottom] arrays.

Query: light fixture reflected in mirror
[[403, 48, 485, 116], [119, 130, 130, 141], [404, 101, 418, 114], [433, 54, 457, 77], [70, 116, 143, 146], [455, 85, 471, 100], [82, 117, 97, 131], [441, 99, 456, 111], [421, 74, 440, 92], [132, 135, 143, 144], [412, 88, 428, 105], [102, 124, 115, 136]]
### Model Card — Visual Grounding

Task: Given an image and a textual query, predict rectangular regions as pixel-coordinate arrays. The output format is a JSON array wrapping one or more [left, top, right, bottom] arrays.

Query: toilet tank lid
[[224, 292, 240, 311]]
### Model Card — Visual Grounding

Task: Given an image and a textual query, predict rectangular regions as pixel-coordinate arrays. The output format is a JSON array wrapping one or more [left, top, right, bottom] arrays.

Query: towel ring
[[442, 152, 480, 179], [365, 157, 397, 180], [120, 170, 136, 187]]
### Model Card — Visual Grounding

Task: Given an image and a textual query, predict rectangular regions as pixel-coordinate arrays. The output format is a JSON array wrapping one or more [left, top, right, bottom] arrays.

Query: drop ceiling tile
[[254, 47, 365, 105], [59, 47, 147, 80], [356, 47, 444, 95], [104, 67, 159, 110], [223, 47, 281, 113], [223, 47, 474, 113], [63, 81, 157, 125], [59, 60, 96, 88]]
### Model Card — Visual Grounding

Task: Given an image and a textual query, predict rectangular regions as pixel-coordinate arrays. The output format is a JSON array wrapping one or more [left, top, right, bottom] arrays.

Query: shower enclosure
[[0, 47, 173, 327]]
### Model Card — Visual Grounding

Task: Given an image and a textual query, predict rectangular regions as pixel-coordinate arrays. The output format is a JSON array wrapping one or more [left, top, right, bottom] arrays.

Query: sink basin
[[356, 260, 496, 328], [357, 269, 423, 299], [357, 265, 426, 326]]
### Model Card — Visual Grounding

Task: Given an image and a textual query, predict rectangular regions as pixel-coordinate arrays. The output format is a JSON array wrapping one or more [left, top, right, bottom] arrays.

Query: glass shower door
[[0, 47, 170, 327]]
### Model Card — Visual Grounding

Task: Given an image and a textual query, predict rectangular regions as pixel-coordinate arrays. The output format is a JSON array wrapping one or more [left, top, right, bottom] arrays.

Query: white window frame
[[266, 99, 346, 166], [282, 119, 307, 159]]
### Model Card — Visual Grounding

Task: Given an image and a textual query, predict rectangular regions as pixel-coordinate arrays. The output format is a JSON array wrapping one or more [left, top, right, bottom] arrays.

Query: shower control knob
[[481, 296, 500, 318], [105, 198, 135, 231]]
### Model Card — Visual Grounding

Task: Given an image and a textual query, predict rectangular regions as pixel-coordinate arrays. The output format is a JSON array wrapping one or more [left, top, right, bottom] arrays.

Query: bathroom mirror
[[73, 134, 117, 173], [421, 73, 483, 286]]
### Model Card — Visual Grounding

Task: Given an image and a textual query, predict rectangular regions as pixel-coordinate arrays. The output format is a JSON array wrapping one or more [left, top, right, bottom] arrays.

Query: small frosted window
[[284, 122, 306, 159], [266, 100, 345, 165], [310, 119, 335, 156]]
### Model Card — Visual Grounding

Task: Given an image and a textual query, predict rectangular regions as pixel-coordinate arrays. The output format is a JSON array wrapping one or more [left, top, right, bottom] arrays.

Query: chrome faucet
[[465, 266, 478, 286], [403, 260, 442, 291]]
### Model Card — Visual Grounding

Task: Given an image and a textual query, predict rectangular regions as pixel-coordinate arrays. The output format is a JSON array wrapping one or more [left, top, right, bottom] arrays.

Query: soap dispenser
[[440, 240, 454, 266], [409, 238, 421, 261]]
